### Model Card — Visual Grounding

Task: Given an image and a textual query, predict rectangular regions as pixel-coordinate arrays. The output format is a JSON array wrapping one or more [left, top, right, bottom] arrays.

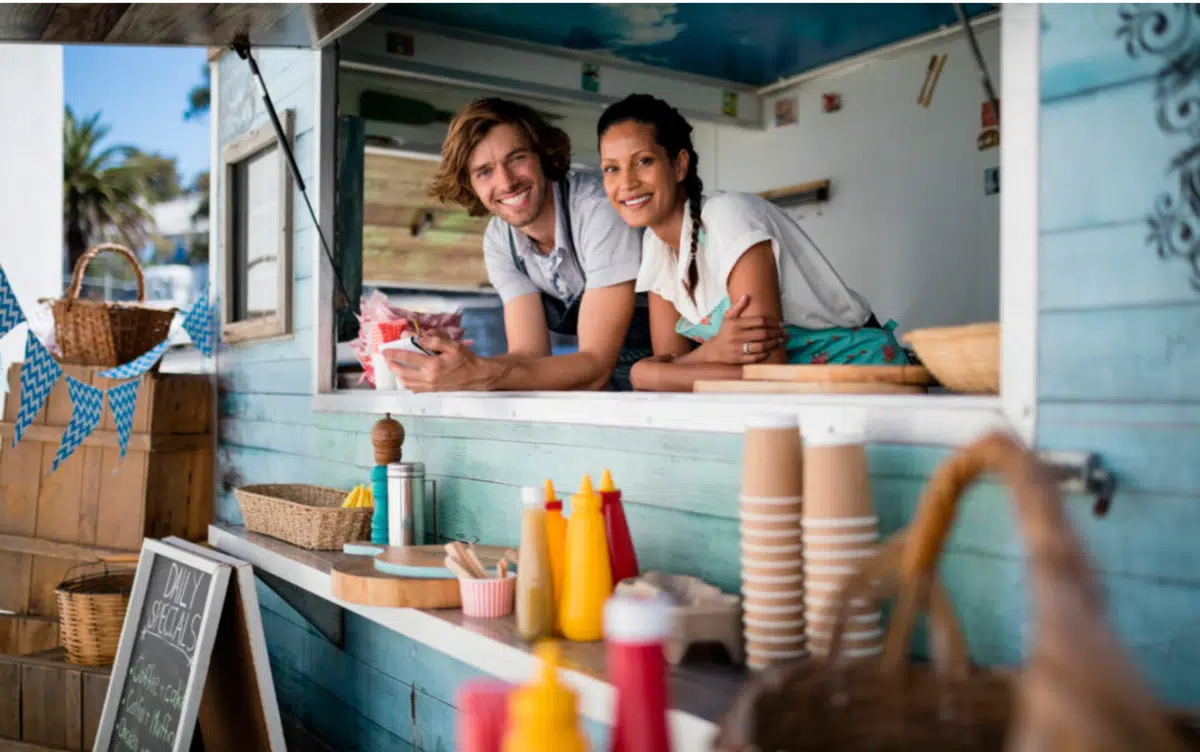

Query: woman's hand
[[689, 294, 787, 365]]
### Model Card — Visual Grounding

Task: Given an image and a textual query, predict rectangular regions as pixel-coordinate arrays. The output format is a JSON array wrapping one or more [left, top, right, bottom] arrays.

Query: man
[[384, 97, 652, 392]]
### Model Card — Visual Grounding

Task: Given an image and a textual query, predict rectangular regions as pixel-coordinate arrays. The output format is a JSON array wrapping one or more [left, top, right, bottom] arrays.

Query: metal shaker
[[386, 461, 426, 546]]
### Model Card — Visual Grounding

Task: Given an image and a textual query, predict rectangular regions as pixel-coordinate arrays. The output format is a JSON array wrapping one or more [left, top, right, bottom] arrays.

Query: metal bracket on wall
[[1038, 450, 1118, 518]]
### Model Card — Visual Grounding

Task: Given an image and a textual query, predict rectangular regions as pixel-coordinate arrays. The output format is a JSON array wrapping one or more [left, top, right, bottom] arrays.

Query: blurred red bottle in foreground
[[457, 678, 513, 752], [605, 590, 674, 752]]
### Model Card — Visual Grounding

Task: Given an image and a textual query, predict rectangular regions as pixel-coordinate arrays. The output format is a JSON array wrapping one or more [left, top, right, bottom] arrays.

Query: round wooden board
[[373, 544, 510, 578], [693, 380, 926, 395], [330, 556, 463, 609], [742, 364, 932, 385]]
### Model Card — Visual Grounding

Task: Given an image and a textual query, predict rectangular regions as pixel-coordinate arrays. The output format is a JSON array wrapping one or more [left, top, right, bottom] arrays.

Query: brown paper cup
[[741, 525, 802, 547], [746, 637, 808, 660], [802, 436, 874, 521], [800, 522, 879, 547], [742, 415, 802, 498], [741, 539, 803, 563], [740, 494, 802, 517], [742, 564, 804, 582]]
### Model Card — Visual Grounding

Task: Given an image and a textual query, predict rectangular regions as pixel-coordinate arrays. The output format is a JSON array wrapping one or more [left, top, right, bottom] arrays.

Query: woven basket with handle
[[236, 483, 372, 550], [55, 556, 137, 667], [47, 243, 177, 367], [714, 432, 1197, 751]]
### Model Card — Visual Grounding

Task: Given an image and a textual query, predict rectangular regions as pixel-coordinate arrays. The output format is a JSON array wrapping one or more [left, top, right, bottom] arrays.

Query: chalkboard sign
[[94, 539, 232, 752]]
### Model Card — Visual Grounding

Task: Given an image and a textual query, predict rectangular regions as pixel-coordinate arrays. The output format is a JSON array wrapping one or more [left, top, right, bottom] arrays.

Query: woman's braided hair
[[598, 94, 703, 302]]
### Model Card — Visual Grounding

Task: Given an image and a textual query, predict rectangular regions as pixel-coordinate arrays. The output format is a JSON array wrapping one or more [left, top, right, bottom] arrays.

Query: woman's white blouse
[[635, 192, 872, 330]]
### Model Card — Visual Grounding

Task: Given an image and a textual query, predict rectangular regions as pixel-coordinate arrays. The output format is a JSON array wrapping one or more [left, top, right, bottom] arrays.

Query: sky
[[64, 45, 210, 186]]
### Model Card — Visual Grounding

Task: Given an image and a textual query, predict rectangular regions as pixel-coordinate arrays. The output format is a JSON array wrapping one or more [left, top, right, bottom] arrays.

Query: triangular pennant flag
[[0, 267, 25, 342], [106, 379, 140, 460], [51, 376, 104, 473], [182, 289, 216, 357], [97, 339, 169, 380], [14, 331, 61, 446]]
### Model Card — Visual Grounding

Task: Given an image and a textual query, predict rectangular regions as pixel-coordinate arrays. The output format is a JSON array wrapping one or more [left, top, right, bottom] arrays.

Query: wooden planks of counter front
[[0, 363, 214, 645]]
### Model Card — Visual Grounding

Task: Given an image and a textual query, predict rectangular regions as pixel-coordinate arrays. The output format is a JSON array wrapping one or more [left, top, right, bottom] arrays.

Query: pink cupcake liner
[[459, 574, 516, 618]]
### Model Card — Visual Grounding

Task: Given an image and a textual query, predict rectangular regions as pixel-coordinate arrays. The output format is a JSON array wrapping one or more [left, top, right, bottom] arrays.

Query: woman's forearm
[[630, 357, 745, 392]]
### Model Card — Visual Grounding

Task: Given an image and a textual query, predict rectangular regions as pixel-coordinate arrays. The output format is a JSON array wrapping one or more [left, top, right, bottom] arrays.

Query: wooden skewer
[[453, 541, 487, 578], [444, 542, 481, 578], [463, 543, 488, 579], [444, 555, 474, 580], [497, 558, 509, 579]]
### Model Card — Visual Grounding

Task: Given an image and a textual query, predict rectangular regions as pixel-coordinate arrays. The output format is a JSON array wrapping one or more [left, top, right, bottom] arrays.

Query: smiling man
[[384, 97, 652, 392]]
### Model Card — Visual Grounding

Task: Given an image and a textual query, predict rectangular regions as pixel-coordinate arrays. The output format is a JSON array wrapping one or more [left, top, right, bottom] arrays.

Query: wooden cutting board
[[330, 544, 511, 609], [742, 364, 932, 385], [694, 380, 926, 395]]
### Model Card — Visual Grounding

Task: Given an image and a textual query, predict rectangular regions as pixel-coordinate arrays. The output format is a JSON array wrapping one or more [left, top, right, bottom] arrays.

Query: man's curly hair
[[429, 98, 573, 217]]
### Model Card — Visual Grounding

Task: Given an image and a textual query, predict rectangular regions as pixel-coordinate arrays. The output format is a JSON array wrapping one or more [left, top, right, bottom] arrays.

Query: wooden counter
[[208, 524, 747, 750]]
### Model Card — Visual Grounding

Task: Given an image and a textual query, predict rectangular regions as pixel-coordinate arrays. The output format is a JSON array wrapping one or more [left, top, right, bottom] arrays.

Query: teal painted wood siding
[[214, 9, 1200, 747], [1036, 3, 1200, 707]]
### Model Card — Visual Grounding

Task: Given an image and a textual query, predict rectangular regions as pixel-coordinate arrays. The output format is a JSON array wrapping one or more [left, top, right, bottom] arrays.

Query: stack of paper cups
[[739, 414, 807, 671], [801, 430, 883, 660]]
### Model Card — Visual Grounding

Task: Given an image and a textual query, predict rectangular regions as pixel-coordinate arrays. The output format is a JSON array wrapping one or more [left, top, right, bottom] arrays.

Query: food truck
[[0, 4, 1196, 750]]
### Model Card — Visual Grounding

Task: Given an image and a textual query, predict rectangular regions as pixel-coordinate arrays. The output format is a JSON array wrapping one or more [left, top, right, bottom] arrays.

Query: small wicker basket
[[236, 483, 372, 550], [902, 321, 999, 394], [55, 560, 136, 667], [46, 243, 177, 367]]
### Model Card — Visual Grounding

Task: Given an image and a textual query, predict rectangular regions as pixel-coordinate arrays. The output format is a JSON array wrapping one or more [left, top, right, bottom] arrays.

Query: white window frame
[[219, 108, 296, 344], [309, 5, 1039, 448]]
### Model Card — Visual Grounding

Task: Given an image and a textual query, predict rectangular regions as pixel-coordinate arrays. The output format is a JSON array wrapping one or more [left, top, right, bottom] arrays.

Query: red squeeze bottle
[[598, 469, 639, 586], [605, 591, 674, 752], [457, 679, 513, 752]]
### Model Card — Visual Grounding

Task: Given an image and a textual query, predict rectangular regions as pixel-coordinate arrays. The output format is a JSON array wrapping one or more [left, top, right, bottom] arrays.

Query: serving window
[[306, 4, 1037, 447]]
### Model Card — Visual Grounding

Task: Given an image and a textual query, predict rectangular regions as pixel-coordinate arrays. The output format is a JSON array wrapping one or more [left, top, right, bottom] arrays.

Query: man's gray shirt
[[482, 171, 643, 306]]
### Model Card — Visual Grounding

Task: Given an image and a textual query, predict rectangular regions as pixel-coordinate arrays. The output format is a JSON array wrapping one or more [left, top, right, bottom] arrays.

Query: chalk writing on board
[[1116, 4, 1200, 290], [111, 557, 212, 752], [139, 562, 206, 664]]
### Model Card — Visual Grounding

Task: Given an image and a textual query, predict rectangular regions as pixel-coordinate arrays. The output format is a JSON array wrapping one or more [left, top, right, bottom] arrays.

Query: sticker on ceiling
[[581, 63, 600, 93], [774, 97, 797, 128], [722, 91, 739, 118]]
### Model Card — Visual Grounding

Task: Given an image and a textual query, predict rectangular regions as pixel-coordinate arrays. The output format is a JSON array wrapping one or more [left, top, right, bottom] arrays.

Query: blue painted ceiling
[[380, 3, 996, 88]]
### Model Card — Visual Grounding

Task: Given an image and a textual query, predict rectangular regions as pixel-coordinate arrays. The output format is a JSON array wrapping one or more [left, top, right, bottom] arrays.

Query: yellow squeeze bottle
[[558, 475, 613, 642], [502, 642, 588, 752], [543, 480, 568, 623]]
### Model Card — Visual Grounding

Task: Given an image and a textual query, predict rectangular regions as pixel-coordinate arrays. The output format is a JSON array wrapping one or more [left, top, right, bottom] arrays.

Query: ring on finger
[[743, 342, 751, 355]]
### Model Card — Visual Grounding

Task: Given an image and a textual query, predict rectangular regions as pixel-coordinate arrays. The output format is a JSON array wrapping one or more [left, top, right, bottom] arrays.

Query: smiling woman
[[305, 4, 1032, 447]]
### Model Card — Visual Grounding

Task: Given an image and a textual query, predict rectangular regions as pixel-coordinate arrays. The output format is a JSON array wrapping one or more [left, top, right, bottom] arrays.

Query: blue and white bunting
[[0, 268, 25, 341], [106, 379, 140, 460], [181, 289, 216, 357], [0, 271, 218, 475], [97, 339, 169, 380], [14, 331, 61, 446], [51, 376, 104, 472]]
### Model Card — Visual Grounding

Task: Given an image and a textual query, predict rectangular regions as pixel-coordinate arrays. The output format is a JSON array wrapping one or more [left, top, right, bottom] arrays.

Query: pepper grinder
[[370, 413, 404, 545]]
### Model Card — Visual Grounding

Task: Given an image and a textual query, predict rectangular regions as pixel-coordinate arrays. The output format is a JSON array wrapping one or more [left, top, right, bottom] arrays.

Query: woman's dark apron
[[507, 181, 654, 391]]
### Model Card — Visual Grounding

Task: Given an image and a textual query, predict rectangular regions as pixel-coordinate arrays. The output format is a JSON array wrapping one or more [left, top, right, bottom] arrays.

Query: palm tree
[[183, 64, 210, 122], [62, 106, 155, 273]]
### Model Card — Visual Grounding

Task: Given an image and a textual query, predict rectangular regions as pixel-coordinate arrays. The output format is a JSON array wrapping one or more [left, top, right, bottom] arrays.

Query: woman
[[596, 93, 909, 392]]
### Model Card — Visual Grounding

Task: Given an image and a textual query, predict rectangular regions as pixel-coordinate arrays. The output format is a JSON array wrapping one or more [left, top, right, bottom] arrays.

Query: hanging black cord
[[953, 4, 1000, 128], [231, 36, 352, 311]]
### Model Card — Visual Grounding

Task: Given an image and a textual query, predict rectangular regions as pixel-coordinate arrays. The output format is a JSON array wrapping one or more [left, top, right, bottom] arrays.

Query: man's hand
[[688, 295, 787, 365], [382, 335, 492, 393]]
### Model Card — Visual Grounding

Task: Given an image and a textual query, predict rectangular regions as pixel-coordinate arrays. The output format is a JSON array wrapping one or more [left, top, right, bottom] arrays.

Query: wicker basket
[[714, 432, 1196, 751], [236, 483, 372, 550], [46, 243, 177, 367], [55, 560, 135, 667], [902, 322, 999, 394]]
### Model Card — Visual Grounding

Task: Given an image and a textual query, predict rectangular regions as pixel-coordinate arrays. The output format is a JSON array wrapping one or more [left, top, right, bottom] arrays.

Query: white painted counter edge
[[207, 524, 719, 751], [314, 390, 1015, 447]]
